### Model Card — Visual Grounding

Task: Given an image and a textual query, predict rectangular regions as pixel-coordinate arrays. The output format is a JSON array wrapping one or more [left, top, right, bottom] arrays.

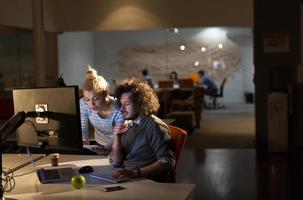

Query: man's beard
[[125, 112, 139, 120]]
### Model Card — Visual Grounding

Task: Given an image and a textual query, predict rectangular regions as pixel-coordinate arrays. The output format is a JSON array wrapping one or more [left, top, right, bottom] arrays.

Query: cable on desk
[[1, 152, 43, 192], [1, 121, 43, 193], [1, 169, 15, 192], [14, 170, 36, 177]]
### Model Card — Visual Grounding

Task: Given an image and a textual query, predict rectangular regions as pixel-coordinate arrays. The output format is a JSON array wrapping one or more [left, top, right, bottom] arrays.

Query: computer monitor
[[12, 86, 83, 152]]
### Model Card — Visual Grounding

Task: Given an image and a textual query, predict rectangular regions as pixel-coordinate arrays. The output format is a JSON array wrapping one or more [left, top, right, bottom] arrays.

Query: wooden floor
[[176, 148, 302, 200], [175, 103, 300, 200], [187, 103, 255, 148]]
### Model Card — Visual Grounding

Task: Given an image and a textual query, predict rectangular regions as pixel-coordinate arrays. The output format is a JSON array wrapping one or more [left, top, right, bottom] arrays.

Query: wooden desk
[[3, 154, 195, 200]]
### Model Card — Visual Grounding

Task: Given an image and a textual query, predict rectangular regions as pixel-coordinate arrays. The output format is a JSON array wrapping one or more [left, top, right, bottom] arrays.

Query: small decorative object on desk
[[71, 175, 86, 189]]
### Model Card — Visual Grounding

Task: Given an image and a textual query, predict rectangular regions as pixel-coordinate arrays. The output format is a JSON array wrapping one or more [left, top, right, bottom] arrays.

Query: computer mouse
[[78, 165, 94, 174]]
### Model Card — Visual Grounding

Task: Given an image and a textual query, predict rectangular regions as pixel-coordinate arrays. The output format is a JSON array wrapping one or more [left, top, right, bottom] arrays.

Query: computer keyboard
[[36, 167, 75, 183]]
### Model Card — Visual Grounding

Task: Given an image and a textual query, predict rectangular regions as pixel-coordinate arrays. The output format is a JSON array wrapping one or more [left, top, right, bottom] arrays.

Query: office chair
[[158, 80, 173, 88], [147, 125, 187, 183], [210, 78, 227, 108], [178, 79, 194, 88], [164, 125, 187, 183], [167, 125, 187, 172]]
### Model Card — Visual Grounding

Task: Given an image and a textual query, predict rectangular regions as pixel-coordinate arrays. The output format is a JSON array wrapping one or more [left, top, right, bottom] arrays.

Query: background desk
[[3, 154, 195, 200]]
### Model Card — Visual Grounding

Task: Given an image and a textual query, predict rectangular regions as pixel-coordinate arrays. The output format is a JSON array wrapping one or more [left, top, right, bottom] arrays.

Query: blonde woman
[[80, 66, 124, 154]]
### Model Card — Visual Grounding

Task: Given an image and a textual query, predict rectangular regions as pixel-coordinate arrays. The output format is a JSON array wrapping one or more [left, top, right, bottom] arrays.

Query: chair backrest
[[179, 79, 194, 88], [167, 125, 187, 171], [218, 78, 227, 97], [158, 80, 173, 88]]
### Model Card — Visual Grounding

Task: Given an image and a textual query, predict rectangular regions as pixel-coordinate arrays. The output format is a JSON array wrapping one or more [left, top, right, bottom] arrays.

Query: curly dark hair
[[115, 78, 160, 116]]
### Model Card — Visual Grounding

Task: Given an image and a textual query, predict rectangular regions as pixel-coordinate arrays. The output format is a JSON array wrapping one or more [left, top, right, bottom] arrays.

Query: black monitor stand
[[0, 112, 27, 198], [0, 112, 52, 197]]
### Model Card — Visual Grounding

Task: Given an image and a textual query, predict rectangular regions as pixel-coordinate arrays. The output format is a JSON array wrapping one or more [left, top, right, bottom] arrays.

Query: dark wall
[[254, 0, 302, 149]]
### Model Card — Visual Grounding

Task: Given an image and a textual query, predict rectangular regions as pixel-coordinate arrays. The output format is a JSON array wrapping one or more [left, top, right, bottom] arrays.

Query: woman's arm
[[79, 99, 90, 144]]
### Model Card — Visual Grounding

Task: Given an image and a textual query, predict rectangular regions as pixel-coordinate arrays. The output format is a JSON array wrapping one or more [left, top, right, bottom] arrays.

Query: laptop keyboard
[[36, 167, 75, 183]]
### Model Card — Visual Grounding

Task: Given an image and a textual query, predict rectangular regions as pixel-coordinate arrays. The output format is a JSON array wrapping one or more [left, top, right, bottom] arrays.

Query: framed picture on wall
[[263, 32, 290, 53]]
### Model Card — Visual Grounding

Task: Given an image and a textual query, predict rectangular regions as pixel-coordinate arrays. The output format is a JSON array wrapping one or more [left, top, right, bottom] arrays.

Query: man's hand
[[109, 124, 128, 167], [113, 124, 128, 137], [112, 169, 137, 179]]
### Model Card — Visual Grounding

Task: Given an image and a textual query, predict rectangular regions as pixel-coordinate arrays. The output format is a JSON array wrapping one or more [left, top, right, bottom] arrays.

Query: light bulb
[[180, 45, 186, 51]]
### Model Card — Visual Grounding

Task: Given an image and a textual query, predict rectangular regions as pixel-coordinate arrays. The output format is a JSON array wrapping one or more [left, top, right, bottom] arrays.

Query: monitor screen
[[12, 86, 83, 152]]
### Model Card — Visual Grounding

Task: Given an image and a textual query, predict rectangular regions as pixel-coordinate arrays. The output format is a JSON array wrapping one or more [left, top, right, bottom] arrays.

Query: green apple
[[71, 175, 86, 189]]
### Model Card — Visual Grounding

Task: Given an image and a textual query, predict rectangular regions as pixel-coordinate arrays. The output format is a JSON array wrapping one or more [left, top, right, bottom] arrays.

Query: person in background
[[109, 78, 175, 181], [141, 69, 154, 88], [169, 71, 179, 88], [198, 70, 218, 96], [80, 66, 124, 154], [54, 74, 66, 87]]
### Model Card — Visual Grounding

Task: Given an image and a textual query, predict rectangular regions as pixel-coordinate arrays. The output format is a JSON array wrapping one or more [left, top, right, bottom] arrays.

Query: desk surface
[[2, 154, 195, 200]]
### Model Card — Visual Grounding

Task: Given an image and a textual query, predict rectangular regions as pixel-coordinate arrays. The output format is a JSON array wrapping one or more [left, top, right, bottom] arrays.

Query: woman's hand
[[83, 140, 89, 145]]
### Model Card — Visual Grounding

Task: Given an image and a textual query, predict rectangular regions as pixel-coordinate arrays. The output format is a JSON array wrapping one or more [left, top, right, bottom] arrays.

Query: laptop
[[36, 165, 76, 184]]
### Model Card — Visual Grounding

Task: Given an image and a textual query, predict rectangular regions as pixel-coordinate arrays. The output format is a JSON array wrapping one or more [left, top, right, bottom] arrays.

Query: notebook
[[90, 172, 130, 183], [36, 166, 76, 183]]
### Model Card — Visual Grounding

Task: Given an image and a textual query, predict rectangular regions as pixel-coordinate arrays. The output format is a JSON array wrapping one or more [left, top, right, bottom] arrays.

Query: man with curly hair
[[109, 78, 175, 182]]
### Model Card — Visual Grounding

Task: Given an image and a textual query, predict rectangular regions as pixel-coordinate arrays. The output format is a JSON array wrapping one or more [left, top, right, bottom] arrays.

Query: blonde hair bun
[[86, 66, 98, 80], [83, 65, 109, 94]]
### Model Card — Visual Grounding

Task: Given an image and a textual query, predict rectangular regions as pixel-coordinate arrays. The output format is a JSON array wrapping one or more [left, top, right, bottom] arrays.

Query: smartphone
[[102, 186, 126, 192]]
